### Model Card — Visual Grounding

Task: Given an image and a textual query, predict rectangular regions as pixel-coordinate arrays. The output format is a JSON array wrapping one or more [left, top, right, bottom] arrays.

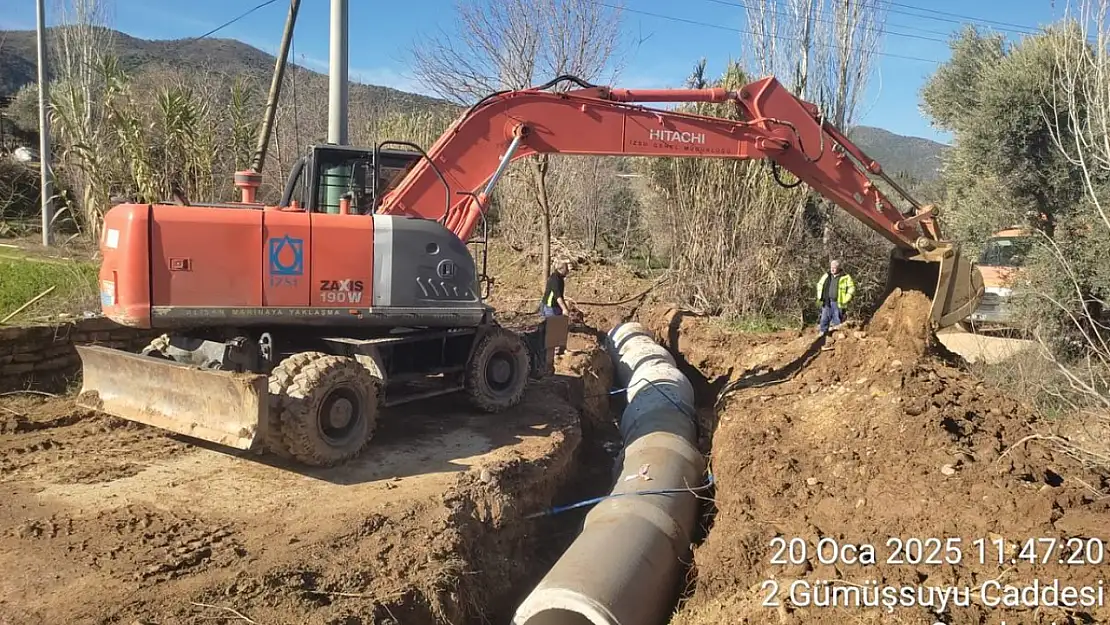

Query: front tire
[[276, 353, 380, 467], [266, 352, 320, 460], [465, 327, 530, 413]]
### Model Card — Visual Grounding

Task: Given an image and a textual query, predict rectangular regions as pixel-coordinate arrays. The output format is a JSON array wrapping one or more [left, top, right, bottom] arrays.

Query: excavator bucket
[[74, 345, 269, 450], [886, 243, 985, 330]]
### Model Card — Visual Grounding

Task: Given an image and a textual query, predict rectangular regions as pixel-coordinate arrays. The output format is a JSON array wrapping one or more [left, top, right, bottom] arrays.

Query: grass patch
[[0, 254, 99, 324], [718, 313, 798, 334]]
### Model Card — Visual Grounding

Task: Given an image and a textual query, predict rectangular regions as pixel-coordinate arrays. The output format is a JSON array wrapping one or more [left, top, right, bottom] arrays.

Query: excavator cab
[[279, 144, 424, 214]]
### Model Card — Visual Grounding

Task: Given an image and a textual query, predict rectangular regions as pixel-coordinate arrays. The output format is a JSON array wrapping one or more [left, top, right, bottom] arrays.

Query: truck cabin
[[978, 228, 1033, 269]]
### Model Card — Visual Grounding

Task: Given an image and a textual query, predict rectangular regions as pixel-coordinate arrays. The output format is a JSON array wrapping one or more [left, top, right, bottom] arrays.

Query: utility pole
[[322, 0, 349, 214], [35, 0, 53, 246], [250, 0, 301, 175], [327, 0, 348, 146]]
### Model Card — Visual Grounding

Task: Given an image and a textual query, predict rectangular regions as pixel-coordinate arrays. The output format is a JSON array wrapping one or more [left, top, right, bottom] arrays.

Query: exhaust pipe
[[512, 322, 705, 625]]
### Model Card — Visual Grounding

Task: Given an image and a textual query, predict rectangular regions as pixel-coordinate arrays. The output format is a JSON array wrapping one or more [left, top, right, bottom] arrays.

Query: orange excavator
[[75, 74, 983, 467]]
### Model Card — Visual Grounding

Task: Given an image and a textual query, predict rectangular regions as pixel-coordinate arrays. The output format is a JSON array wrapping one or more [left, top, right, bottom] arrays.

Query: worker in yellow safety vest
[[816, 259, 856, 335]]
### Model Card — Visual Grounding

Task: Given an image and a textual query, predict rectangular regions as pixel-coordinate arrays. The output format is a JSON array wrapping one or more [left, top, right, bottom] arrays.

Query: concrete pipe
[[512, 322, 706, 625]]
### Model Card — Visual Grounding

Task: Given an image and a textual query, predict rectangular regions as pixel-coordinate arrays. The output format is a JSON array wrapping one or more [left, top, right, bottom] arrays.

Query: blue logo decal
[[268, 235, 304, 276]]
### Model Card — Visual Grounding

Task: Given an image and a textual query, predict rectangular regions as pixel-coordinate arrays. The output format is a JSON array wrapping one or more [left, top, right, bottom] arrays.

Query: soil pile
[[865, 287, 933, 357], [664, 292, 1110, 625]]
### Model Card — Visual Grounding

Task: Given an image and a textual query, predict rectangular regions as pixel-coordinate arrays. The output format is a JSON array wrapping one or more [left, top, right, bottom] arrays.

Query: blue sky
[[2, 0, 1073, 143]]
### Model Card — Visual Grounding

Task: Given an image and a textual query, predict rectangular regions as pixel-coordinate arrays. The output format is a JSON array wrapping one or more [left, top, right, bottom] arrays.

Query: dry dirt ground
[[0, 327, 615, 625], [1, 239, 1106, 625], [651, 291, 1110, 625]]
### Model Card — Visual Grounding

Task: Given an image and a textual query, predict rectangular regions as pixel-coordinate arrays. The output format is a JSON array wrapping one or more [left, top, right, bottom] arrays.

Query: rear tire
[[278, 353, 380, 467], [465, 327, 530, 413]]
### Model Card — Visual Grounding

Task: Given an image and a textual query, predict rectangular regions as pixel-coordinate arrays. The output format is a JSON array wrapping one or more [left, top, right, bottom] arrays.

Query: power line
[[876, 0, 1047, 35], [713, 0, 1047, 36], [700, 0, 1097, 49], [186, 0, 282, 42], [599, 2, 942, 64], [699, 0, 950, 44], [701, 0, 1049, 41]]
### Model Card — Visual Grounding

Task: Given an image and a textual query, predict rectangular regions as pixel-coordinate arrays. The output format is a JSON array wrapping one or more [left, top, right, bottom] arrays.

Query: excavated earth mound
[[657, 292, 1110, 625], [0, 331, 614, 625]]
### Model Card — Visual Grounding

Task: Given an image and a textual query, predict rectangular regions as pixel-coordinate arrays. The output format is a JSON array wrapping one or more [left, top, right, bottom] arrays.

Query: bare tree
[[743, 0, 887, 251], [743, 0, 885, 127], [1041, 0, 1110, 428], [411, 0, 626, 279], [52, 0, 116, 129], [1049, 1, 1110, 231]]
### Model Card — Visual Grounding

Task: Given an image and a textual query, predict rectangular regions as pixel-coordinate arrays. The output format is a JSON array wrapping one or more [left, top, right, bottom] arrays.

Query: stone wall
[[0, 317, 158, 391]]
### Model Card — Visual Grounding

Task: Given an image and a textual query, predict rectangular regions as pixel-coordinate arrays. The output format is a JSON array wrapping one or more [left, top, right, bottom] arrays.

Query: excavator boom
[[377, 75, 983, 330]]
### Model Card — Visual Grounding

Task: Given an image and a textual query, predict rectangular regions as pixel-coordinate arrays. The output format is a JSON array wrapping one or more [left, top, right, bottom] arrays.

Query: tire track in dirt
[[8, 504, 245, 583], [0, 395, 190, 485], [0, 331, 615, 625]]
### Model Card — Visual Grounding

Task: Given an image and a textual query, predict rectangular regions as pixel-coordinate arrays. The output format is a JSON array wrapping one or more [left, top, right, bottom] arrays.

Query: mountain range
[[0, 27, 947, 181]]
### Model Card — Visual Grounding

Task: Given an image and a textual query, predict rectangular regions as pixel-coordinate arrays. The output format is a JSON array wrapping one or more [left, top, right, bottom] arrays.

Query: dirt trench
[[0, 331, 616, 625], [639, 291, 1109, 625]]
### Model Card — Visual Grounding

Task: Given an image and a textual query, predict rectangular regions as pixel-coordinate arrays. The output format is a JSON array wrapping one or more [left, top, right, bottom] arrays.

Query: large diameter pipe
[[512, 322, 704, 625]]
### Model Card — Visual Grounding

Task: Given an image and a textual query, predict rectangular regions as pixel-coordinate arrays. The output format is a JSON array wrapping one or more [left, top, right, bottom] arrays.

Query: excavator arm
[[377, 75, 983, 330]]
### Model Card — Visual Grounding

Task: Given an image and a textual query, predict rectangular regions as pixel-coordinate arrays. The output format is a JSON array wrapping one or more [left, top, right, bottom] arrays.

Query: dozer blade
[[887, 243, 985, 330], [75, 344, 269, 450]]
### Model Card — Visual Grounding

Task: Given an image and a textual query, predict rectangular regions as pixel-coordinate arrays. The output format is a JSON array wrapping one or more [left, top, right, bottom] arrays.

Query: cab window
[[314, 151, 375, 214], [979, 237, 1033, 267]]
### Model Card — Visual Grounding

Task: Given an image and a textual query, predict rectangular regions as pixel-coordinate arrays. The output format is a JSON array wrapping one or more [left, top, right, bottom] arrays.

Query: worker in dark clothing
[[540, 260, 573, 318], [539, 261, 573, 356]]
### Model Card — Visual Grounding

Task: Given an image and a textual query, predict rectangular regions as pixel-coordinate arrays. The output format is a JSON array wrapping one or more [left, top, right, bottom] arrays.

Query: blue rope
[[525, 472, 715, 519], [599, 378, 699, 429], [590, 379, 697, 417], [537, 378, 708, 520]]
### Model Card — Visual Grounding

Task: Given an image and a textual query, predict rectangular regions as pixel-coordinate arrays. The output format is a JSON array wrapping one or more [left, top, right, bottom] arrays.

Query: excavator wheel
[[465, 327, 531, 413], [266, 352, 321, 460], [274, 352, 381, 467]]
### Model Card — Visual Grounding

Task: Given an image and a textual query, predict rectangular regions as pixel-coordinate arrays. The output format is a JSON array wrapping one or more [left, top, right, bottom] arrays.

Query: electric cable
[[700, 0, 1047, 37], [698, 0, 951, 44], [185, 0, 283, 42], [876, 0, 1049, 34], [591, 1, 942, 64]]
